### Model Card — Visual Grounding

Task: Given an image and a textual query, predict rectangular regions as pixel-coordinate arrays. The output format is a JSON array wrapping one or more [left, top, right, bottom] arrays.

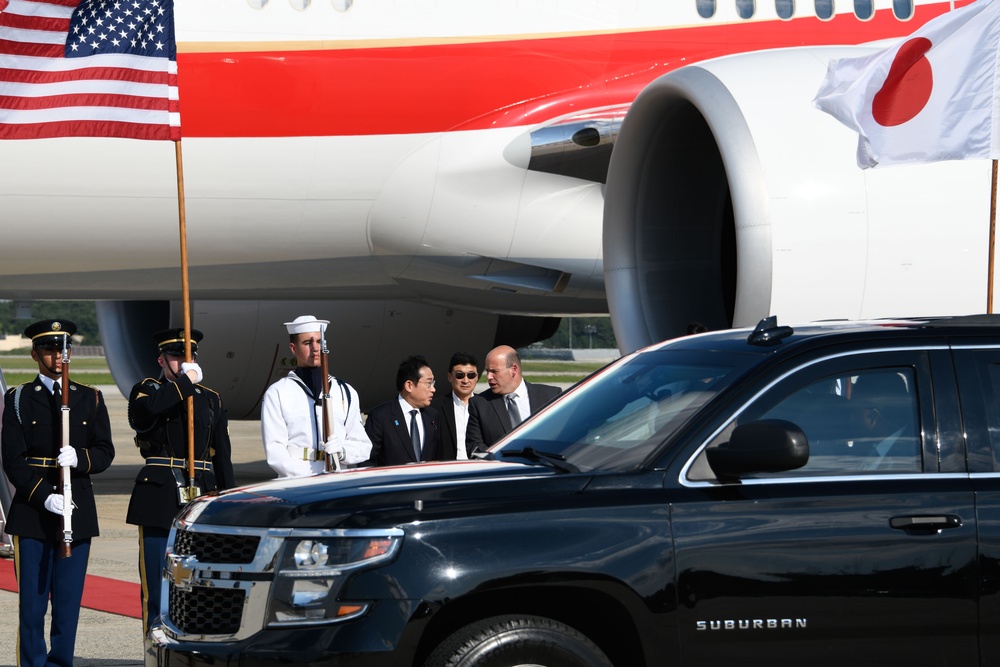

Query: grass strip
[[1, 372, 117, 387], [0, 356, 110, 370], [520, 361, 610, 373], [522, 374, 589, 385]]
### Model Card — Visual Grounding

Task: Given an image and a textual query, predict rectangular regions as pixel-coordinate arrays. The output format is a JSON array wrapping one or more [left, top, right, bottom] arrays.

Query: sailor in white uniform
[[260, 315, 372, 477]]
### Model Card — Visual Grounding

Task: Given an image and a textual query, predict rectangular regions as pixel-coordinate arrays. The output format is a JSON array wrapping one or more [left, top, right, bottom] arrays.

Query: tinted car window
[[690, 363, 922, 480], [496, 349, 755, 472], [763, 368, 920, 475], [952, 347, 1000, 471]]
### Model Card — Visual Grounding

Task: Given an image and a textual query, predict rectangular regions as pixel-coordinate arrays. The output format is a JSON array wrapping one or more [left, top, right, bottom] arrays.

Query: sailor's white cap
[[283, 315, 329, 335]]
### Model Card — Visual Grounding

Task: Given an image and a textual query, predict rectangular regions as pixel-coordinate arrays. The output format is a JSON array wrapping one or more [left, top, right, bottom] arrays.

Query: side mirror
[[706, 419, 809, 482]]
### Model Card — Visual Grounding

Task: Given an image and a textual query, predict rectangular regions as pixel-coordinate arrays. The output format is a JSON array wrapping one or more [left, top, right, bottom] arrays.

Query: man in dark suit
[[466, 345, 562, 454], [126, 327, 237, 636], [1, 319, 115, 667], [364, 355, 444, 466], [431, 352, 479, 460]]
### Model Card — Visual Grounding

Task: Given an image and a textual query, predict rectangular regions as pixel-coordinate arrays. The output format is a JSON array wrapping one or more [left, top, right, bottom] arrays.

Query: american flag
[[0, 0, 179, 140]]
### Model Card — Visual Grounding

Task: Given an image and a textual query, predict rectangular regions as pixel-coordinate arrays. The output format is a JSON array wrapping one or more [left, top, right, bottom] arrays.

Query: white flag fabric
[[813, 0, 1000, 169]]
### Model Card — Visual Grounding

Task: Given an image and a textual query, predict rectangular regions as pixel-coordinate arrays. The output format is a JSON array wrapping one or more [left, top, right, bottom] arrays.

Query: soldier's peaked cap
[[154, 328, 203, 355], [25, 319, 77, 349]]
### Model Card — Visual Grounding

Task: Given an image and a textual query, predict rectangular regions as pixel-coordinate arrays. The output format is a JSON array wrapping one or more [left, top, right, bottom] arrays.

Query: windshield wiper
[[500, 447, 580, 473]]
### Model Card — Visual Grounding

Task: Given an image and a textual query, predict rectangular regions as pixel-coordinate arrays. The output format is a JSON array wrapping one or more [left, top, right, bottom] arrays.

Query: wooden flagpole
[[175, 140, 198, 501], [990, 159, 997, 315]]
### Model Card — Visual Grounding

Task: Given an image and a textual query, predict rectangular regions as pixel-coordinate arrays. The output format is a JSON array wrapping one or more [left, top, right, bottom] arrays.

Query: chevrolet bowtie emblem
[[166, 553, 199, 591]]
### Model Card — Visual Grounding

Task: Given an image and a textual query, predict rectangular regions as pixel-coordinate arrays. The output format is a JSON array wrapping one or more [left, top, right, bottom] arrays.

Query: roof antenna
[[747, 316, 794, 346]]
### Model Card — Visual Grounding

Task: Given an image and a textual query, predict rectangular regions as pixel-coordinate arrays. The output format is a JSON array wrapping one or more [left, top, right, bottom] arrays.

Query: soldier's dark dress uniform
[[1, 319, 115, 667], [125, 328, 236, 634]]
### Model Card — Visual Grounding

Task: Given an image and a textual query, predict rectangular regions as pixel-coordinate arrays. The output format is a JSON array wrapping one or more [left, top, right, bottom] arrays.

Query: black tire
[[424, 614, 613, 667]]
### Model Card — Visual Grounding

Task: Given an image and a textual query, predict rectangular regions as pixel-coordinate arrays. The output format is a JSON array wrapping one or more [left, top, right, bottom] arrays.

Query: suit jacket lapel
[[525, 382, 541, 417], [487, 391, 513, 433], [394, 401, 422, 462], [68, 380, 87, 411], [438, 393, 457, 454], [28, 377, 52, 411], [421, 409, 437, 460]]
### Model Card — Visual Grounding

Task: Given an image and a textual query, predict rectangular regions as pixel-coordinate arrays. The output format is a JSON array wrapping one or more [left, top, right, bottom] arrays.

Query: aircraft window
[[736, 0, 755, 19], [814, 0, 834, 20], [697, 0, 716, 19], [893, 0, 913, 20], [776, 0, 794, 19], [247, 0, 268, 8], [854, 0, 873, 20], [332, 0, 353, 10], [290, 0, 310, 9]]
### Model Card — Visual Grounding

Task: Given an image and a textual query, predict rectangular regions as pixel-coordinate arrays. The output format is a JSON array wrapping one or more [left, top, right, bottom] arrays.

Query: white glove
[[44, 494, 65, 514], [323, 436, 345, 460], [57, 446, 78, 469], [181, 362, 204, 384]]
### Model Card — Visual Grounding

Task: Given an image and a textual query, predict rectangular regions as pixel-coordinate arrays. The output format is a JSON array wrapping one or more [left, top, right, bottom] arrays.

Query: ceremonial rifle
[[58, 333, 73, 558], [321, 324, 341, 472]]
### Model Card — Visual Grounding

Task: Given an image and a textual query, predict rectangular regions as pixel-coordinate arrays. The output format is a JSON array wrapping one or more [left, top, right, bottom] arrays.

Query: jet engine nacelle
[[97, 300, 556, 419], [604, 46, 994, 353]]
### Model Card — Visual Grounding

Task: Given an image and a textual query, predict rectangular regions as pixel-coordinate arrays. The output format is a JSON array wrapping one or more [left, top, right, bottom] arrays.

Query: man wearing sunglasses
[[431, 352, 480, 460]]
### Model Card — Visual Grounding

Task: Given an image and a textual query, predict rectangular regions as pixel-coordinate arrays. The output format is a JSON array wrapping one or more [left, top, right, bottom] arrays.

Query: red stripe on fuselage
[[177, 7, 952, 138]]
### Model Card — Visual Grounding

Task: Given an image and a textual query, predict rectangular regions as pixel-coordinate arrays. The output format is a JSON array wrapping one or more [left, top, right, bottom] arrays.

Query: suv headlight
[[267, 529, 403, 626]]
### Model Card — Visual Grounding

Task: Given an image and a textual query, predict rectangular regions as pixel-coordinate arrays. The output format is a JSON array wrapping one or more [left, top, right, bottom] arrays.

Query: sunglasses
[[452, 371, 479, 380]]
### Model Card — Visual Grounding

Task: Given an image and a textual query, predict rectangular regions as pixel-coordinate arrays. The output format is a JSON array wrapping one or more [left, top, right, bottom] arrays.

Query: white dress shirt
[[452, 392, 470, 460]]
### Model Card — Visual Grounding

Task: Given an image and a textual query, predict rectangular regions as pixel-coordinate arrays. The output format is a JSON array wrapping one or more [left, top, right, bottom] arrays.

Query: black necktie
[[409, 409, 422, 460], [507, 394, 522, 426], [53, 382, 62, 404]]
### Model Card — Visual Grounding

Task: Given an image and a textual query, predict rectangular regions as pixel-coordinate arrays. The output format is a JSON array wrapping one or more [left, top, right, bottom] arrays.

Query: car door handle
[[889, 515, 962, 533]]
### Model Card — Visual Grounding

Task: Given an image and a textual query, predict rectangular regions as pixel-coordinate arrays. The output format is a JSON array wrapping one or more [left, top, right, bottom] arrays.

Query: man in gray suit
[[466, 345, 561, 454]]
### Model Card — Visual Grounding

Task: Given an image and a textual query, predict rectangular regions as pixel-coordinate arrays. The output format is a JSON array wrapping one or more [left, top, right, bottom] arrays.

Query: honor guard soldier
[[125, 327, 236, 636], [261, 315, 372, 477], [1, 319, 115, 667]]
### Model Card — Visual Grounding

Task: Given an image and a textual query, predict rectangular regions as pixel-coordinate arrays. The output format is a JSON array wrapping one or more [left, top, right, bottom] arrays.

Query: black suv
[[149, 315, 1000, 666]]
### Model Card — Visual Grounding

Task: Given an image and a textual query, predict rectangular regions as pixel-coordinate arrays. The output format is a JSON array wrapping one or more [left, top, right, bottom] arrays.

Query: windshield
[[494, 349, 754, 472]]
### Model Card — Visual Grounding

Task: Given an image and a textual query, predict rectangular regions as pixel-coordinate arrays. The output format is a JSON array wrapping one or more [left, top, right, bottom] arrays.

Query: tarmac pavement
[[0, 387, 275, 667]]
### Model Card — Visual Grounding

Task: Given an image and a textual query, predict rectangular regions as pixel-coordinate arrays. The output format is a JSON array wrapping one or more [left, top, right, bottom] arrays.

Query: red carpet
[[0, 557, 142, 618]]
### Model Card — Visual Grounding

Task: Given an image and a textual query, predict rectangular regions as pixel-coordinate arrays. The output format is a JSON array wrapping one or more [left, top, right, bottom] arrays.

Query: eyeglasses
[[419, 379, 436, 387], [452, 371, 479, 380]]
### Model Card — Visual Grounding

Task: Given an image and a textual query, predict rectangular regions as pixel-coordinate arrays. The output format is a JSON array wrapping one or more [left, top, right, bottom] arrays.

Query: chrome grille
[[162, 523, 403, 643], [169, 585, 246, 635], [174, 527, 259, 564], [163, 524, 279, 642]]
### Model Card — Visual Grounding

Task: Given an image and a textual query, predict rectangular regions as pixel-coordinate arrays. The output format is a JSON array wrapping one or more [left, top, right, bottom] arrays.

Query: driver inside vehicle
[[848, 371, 920, 471]]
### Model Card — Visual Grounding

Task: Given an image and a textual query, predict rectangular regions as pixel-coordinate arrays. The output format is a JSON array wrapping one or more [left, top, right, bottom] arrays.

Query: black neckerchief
[[293, 366, 323, 402]]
